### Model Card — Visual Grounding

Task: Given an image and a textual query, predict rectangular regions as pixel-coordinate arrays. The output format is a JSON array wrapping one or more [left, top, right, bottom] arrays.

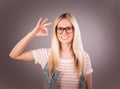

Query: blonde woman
[[9, 13, 93, 89]]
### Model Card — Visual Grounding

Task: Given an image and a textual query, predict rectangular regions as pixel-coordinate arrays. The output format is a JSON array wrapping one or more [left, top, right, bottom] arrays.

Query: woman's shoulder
[[83, 51, 91, 61], [32, 48, 51, 56], [83, 51, 89, 56]]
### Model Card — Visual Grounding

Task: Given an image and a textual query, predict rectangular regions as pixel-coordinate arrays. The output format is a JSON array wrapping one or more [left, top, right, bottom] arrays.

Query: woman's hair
[[48, 13, 84, 78]]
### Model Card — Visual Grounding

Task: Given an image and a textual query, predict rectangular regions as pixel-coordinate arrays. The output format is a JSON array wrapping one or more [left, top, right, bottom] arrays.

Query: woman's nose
[[62, 29, 67, 34], [62, 30, 66, 34]]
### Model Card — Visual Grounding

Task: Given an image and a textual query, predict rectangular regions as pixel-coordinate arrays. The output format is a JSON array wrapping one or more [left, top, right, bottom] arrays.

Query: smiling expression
[[56, 19, 74, 44]]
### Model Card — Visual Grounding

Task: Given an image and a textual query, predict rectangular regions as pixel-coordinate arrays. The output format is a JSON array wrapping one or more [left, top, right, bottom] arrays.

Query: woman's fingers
[[41, 18, 48, 25], [38, 27, 48, 36], [34, 17, 51, 36], [38, 17, 42, 25], [44, 22, 52, 27], [43, 27, 48, 34], [37, 17, 52, 27]]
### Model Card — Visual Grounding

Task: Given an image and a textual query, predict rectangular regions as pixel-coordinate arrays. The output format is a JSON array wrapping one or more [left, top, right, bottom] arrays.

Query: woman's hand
[[32, 17, 52, 36], [9, 17, 52, 61]]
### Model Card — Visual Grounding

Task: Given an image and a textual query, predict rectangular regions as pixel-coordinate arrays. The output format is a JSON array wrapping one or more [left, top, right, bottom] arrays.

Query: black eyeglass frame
[[56, 26, 74, 34]]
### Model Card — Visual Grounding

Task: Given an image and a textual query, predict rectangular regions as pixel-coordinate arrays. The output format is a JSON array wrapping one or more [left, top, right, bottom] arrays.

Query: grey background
[[0, 0, 120, 89]]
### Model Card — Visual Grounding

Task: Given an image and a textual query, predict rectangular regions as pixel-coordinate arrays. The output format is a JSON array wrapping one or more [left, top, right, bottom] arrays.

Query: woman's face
[[56, 19, 74, 44]]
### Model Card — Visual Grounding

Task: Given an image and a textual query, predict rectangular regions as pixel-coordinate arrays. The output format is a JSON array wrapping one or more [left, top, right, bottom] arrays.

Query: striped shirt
[[32, 48, 93, 89]]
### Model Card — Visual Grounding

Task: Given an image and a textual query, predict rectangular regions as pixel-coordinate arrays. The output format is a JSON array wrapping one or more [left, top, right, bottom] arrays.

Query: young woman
[[9, 13, 93, 89]]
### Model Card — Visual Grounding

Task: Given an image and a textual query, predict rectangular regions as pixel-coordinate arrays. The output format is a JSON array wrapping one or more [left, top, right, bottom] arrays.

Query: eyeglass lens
[[57, 26, 73, 34]]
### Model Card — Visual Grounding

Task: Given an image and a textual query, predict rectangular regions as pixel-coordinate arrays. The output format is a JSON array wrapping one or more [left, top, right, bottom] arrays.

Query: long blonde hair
[[48, 13, 84, 78]]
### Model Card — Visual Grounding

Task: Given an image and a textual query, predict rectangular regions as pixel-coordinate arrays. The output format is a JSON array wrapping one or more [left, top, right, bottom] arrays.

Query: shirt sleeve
[[32, 48, 50, 69], [83, 52, 93, 75]]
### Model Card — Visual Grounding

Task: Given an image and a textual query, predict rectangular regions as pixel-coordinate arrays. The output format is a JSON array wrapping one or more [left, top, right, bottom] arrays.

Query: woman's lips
[[61, 36, 69, 40]]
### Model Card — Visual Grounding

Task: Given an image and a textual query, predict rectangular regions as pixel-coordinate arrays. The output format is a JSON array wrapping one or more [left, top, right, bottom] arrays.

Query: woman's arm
[[9, 18, 52, 62], [85, 73, 92, 89]]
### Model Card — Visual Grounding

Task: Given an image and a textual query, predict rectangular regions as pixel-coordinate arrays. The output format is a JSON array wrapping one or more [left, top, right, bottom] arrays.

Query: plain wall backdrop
[[0, 0, 120, 89]]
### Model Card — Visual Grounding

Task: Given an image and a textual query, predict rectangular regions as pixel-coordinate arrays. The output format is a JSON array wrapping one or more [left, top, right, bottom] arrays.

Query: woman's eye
[[66, 27, 71, 30], [58, 28, 63, 30]]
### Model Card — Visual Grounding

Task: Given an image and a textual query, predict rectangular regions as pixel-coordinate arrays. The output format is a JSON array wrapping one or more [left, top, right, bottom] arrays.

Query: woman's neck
[[61, 44, 71, 51], [60, 44, 74, 59]]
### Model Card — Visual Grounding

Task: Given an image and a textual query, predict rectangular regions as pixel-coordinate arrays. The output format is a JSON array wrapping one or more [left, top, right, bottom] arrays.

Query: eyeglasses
[[56, 26, 74, 34]]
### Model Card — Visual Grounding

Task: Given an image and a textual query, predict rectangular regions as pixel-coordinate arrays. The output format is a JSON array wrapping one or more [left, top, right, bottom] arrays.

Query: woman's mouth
[[62, 36, 68, 40]]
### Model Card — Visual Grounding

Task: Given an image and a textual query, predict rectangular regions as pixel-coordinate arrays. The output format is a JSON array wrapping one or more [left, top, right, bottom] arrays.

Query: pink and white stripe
[[32, 48, 93, 89]]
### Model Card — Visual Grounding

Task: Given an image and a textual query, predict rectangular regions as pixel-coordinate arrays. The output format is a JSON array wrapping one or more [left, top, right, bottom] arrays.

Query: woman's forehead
[[57, 19, 72, 27]]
